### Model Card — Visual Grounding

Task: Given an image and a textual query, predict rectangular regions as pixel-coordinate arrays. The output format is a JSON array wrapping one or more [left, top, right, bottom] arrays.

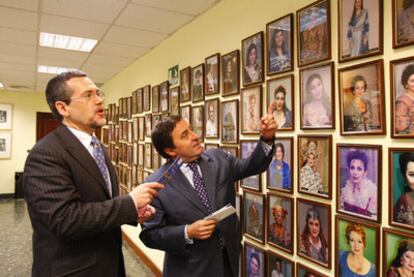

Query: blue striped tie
[[91, 136, 112, 197]]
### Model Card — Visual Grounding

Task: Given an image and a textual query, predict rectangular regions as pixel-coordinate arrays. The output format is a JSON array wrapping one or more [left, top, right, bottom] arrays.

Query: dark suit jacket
[[23, 125, 137, 277], [140, 143, 273, 277]]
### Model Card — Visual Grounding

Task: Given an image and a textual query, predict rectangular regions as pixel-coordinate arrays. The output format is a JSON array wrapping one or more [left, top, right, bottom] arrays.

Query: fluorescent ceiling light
[[39, 32, 97, 52], [0, 82, 4, 88], [38, 65, 77, 75]]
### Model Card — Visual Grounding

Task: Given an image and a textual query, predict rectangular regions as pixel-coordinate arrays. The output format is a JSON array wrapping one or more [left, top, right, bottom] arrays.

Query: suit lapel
[[55, 125, 111, 198], [198, 155, 216, 210]]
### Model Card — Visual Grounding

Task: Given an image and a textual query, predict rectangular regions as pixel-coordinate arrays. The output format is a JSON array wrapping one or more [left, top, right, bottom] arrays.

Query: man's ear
[[55, 101, 70, 118], [164, 147, 177, 158]]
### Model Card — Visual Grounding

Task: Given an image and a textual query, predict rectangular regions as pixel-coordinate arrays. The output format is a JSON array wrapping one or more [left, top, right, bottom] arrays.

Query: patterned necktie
[[91, 136, 112, 197], [187, 162, 211, 213]]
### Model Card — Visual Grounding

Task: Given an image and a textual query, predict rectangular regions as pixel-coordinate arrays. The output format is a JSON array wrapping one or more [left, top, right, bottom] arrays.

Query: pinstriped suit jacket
[[23, 125, 137, 277]]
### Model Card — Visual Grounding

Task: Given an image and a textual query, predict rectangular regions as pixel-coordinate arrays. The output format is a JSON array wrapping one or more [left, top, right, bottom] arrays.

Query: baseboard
[[0, 193, 15, 199], [122, 231, 162, 277]]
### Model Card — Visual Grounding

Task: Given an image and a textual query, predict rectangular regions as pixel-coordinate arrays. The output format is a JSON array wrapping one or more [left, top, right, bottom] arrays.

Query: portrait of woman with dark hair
[[397, 0, 414, 45], [395, 64, 414, 135], [394, 152, 414, 226], [268, 142, 291, 190], [386, 239, 414, 276], [269, 28, 291, 73], [347, 0, 369, 57], [243, 42, 262, 85], [270, 85, 292, 129]]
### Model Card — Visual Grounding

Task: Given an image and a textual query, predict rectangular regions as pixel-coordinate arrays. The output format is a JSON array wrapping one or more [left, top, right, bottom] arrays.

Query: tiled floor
[[0, 198, 154, 277]]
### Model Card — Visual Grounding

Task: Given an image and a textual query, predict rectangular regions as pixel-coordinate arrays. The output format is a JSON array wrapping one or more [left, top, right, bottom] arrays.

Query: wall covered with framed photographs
[[101, 0, 414, 275]]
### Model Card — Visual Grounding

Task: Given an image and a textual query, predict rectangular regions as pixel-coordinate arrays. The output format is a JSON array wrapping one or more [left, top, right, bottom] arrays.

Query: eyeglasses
[[71, 90, 105, 102]]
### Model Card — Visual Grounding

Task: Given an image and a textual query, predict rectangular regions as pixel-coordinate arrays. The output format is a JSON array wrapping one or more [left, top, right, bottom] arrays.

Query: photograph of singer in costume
[[385, 236, 414, 277], [393, 152, 414, 227], [140, 110, 277, 277]]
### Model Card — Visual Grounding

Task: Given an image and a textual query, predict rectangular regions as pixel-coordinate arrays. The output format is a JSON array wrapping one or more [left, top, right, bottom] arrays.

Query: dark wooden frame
[[169, 86, 180, 116], [221, 100, 239, 144], [266, 13, 294, 76], [243, 241, 266, 277], [144, 114, 152, 138], [160, 81, 169, 113], [191, 105, 204, 142], [191, 63, 205, 103], [267, 136, 294, 194], [296, 262, 328, 277], [205, 53, 220, 95], [144, 142, 152, 169], [138, 116, 144, 141], [296, 0, 331, 67], [266, 249, 295, 277], [179, 66, 191, 102], [205, 98, 220, 139], [392, 0, 414, 49], [151, 85, 160, 113], [241, 85, 262, 135], [240, 140, 262, 191], [243, 190, 266, 244], [299, 61, 335, 130], [382, 227, 414, 276], [143, 85, 151, 112], [180, 105, 191, 124], [138, 143, 144, 168], [338, 59, 385, 136], [221, 50, 240, 97], [242, 31, 264, 87], [219, 144, 239, 158], [137, 88, 143, 114], [336, 143, 382, 223]]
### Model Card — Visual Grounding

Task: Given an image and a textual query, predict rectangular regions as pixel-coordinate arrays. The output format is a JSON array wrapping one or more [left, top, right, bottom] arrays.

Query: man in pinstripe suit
[[23, 71, 163, 277]]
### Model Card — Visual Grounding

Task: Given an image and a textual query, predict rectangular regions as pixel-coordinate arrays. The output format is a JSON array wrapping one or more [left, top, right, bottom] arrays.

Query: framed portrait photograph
[[160, 81, 169, 113], [339, 59, 385, 135], [241, 85, 262, 134], [389, 148, 414, 230], [267, 193, 293, 253], [168, 65, 179, 86], [138, 143, 144, 168], [152, 145, 160, 170], [151, 85, 160, 113], [240, 141, 261, 191], [143, 85, 151, 112], [298, 135, 332, 199], [179, 66, 191, 102], [205, 98, 219, 139], [138, 116, 144, 141], [222, 50, 240, 96], [267, 137, 293, 193], [204, 143, 218, 150], [144, 143, 152, 169], [390, 57, 414, 138], [221, 100, 239, 144], [297, 198, 331, 268], [382, 227, 414, 276], [243, 191, 265, 243], [337, 144, 382, 222], [297, 0, 331, 67], [335, 215, 379, 277], [144, 114, 152, 138], [242, 31, 264, 86], [133, 143, 137, 165], [267, 250, 293, 277], [338, 0, 383, 62], [136, 89, 143, 114], [297, 262, 328, 277], [219, 145, 239, 158], [131, 91, 137, 115], [243, 241, 265, 277], [267, 75, 294, 131], [300, 62, 334, 129], [191, 106, 204, 142], [266, 14, 294, 76], [191, 64, 204, 103], [393, 0, 414, 48], [152, 114, 161, 131], [205, 53, 220, 95], [169, 87, 180, 116], [180, 105, 191, 123], [0, 132, 11, 159]]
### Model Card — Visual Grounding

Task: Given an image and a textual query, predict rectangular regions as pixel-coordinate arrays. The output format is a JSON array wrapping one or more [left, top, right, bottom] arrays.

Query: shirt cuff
[[128, 193, 138, 210], [184, 225, 194, 244], [260, 140, 273, 155]]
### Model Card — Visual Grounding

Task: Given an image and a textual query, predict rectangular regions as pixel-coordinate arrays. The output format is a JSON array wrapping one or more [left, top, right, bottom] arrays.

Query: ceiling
[[0, 0, 219, 93]]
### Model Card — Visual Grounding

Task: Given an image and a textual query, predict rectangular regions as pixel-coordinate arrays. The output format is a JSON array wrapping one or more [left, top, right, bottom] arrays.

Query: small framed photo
[[152, 114, 161, 131], [205, 98, 219, 138], [152, 85, 160, 113], [339, 59, 385, 135], [266, 14, 294, 76], [144, 114, 152, 138], [221, 100, 239, 144], [389, 148, 414, 230], [144, 143, 152, 169], [267, 193, 293, 253], [169, 87, 180, 115], [191, 64, 204, 103], [241, 141, 261, 191], [219, 145, 239, 158], [337, 144, 382, 222], [243, 241, 265, 277], [138, 117, 144, 141], [241, 85, 262, 134], [267, 137, 293, 193], [243, 190, 265, 243], [393, 0, 414, 48], [179, 66, 191, 102], [338, 0, 383, 62], [132, 91, 137, 115], [298, 135, 332, 199], [0, 132, 12, 159], [137, 89, 143, 114], [335, 215, 379, 276], [267, 75, 294, 131], [180, 105, 191, 123], [138, 143, 144, 168], [222, 50, 240, 96], [267, 250, 294, 277], [390, 57, 414, 138], [205, 53, 220, 95], [300, 62, 334, 129], [168, 65, 179, 86], [152, 145, 160, 170], [382, 227, 414, 276], [297, 262, 328, 277], [297, 198, 331, 268], [191, 106, 204, 142], [242, 31, 264, 86], [143, 85, 151, 112], [160, 81, 169, 113], [297, 0, 331, 67], [204, 143, 218, 150]]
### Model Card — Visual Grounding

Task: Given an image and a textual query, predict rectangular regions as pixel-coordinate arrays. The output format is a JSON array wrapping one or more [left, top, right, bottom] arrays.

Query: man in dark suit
[[23, 70, 163, 277], [140, 111, 277, 277]]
